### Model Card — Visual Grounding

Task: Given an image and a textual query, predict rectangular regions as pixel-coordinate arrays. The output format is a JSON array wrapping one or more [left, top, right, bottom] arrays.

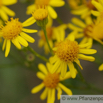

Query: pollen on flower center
[[1, 18, 22, 40], [43, 73, 59, 88], [35, 0, 50, 8], [55, 40, 79, 62], [40, 27, 53, 41], [32, 8, 48, 21]]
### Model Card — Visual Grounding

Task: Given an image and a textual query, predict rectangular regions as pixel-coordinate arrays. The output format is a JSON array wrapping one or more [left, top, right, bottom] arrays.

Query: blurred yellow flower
[[71, 0, 97, 19], [0, 18, 37, 57], [68, 17, 103, 48], [67, 0, 81, 9], [31, 63, 73, 103], [26, 0, 65, 19], [91, 0, 103, 22], [0, 0, 17, 21], [38, 23, 67, 54], [49, 33, 97, 78]]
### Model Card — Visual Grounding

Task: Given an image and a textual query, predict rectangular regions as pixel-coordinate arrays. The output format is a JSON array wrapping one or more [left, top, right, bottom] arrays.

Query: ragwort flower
[[67, 0, 82, 10], [91, 0, 103, 22], [0, 18, 37, 57], [31, 63, 73, 103], [0, 0, 17, 21], [49, 33, 97, 78], [68, 17, 103, 48], [26, 0, 65, 19], [71, 0, 97, 19]]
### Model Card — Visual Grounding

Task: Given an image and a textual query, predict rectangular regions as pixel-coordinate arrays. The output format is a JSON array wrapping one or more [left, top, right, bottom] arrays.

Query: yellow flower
[[71, 0, 97, 19], [0, 18, 37, 57], [26, 0, 65, 19], [67, 0, 81, 9], [0, 0, 17, 21], [68, 17, 103, 48], [91, 0, 103, 22], [99, 63, 103, 71], [38, 22, 67, 54], [49, 34, 97, 78], [31, 63, 73, 103]]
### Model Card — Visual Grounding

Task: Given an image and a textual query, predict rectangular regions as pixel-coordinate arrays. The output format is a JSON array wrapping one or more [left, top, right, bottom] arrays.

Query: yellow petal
[[49, 55, 58, 64], [17, 36, 28, 47], [58, 83, 72, 95], [68, 62, 76, 78], [46, 62, 53, 73], [22, 19, 36, 27], [12, 38, 21, 49], [56, 86, 62, 100], [0, 9, 8, 21], [36, 72, 45, 80], [98, 64, 103, 71], [78, 54, 95, 62], [99, 0, 103, 6], [22, 17, 35, 26], [48, 6, 57, 19], [31, 83, 44, 94], [2, 39, 7, 51], [26, 4, 36, 15], [5, 40, 11, 57], [71, 18, 86, 28], [79, 49, 97, 54], [2, 0, 17, 5], [49, 0, 65, 7], [92, 0, 103, 12], [91, 10, 100, 17], [38, 63, 48, 75], [38, 39, 44, 47], [51, 60, 61, 73], [60, 71, 71, 81], [20, 32, 35, 43], [22, 28, 37, 33], [67, 32, 75, 41], [61, 62, 67, 77], [47, 89, 52, 103], [2, 6, 15, 16], [51, 88, 55, 103], [71, 7, 88, 15], [74, 59, 83, 70], [40, 88, 48, 100], [68, 23, 83, 32]]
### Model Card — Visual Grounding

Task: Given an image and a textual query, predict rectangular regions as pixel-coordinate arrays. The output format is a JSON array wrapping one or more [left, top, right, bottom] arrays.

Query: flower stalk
[[27, 46, 49, 62]]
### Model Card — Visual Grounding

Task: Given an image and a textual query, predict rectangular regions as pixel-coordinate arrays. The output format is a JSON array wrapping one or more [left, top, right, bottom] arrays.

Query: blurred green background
[[0, 0, 103, 103]]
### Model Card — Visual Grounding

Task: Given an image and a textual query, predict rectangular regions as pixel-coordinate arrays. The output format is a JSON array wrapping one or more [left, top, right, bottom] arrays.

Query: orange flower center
[[32, 8, 48, 20], [43, 73, 59, 88], [40, 27, 53, 41], [1, 18, 22, 40], [55, 40, 79, 62], [35, 0, 50, 8], [83, 24, 94, 37]]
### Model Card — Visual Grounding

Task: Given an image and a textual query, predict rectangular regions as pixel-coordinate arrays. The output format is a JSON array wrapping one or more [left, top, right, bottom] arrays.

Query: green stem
[[27, 46, 49, 62], [75, 63, 90, 87], [42, 26, 53, 55], [74, 63, 103, 93], [56, 16, 64, 25]]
